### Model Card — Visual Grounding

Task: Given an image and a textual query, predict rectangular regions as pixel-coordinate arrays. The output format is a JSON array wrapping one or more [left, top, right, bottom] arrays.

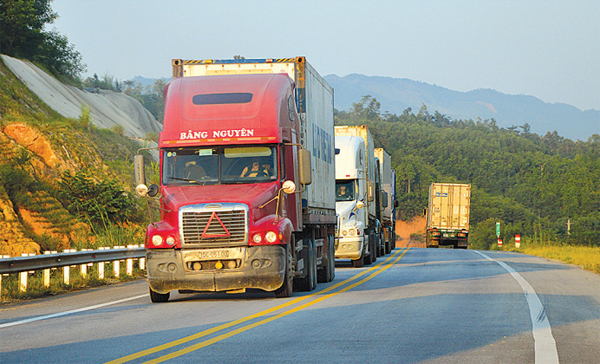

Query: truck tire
[[274, 245, 293, 298], [328, 234, 336, 282], [364, 234, 373, 265], [385, 231, 392, 254], [295, 238, 317, 291], [352, 254, 365, 268], [309, 239, 317, 290], [149, 287, 170, 303], [318, 234, 335, 283]]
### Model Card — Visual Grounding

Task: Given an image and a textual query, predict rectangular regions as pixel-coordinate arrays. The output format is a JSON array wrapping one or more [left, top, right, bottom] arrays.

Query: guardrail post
[[43, 251, 51, 287], [98, 247, 106, 279], [126, 245, 134, 276], [113, 247, 120, 278], [19, 253, 29, 292], [63, 249, 70, 285], [137, 244, 146, 270], [1, 255, 10, 298], [80, 249, 87, 277]]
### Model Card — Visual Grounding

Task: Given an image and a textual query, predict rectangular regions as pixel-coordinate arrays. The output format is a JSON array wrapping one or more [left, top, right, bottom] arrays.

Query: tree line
[[1, 1, 165, 123], [0, 0, 85, 80], [336, 96, 600, 249]]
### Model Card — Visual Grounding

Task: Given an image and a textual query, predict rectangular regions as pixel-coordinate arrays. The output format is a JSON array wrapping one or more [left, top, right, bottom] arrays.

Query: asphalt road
[[1, 247, 599, 363]]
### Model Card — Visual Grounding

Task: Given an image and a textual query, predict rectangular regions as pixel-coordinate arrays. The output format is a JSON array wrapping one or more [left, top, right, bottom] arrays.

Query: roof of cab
[[160, 73, 295, 147]]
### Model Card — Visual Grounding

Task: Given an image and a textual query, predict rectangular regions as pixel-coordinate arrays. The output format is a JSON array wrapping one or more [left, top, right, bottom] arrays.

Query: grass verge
[[500, 238, 600, 275]]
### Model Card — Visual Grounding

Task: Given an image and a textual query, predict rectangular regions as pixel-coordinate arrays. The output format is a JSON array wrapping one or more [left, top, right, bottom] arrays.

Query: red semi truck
[[134, 57, 336, 302]]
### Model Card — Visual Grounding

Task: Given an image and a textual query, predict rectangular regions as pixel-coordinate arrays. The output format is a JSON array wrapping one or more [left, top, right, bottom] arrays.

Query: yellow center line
[[107, 248, 409, 364]]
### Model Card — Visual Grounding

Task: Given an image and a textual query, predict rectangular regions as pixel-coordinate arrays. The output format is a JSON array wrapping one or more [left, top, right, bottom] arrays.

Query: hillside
[[335, 99, 600, 249], [0, 55, 156, 257], [1, 55, 162, 139], [326, 74, 600, 141]]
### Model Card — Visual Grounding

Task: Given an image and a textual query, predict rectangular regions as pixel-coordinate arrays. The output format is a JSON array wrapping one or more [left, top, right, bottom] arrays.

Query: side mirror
[[382, 191, 388, 208], [298, 149, 312, 185], [134, 154, 146, 186], [134, 154, 159, 198], [394, 199, 399, 208]]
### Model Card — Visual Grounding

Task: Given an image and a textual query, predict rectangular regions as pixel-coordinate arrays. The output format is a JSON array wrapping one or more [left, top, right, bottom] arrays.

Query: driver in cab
[[240, 159, 271, 178], [337, 185, 352, 201]]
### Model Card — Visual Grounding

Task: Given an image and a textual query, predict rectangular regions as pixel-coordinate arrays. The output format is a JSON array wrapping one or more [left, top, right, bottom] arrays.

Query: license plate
[[198, 250, 229, 259]]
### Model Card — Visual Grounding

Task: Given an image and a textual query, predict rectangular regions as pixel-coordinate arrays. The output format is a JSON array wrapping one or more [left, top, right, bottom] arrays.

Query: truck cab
[[334, 135, 375, 267]]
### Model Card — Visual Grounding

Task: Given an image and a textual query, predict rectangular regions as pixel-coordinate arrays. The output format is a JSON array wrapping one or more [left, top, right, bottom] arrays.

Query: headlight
[[253, 233, 262, 243], [166, 236, 175, 245], [342, 226, 359, 237], [265, 231, 277, 243], [151, 235, 163, 246]]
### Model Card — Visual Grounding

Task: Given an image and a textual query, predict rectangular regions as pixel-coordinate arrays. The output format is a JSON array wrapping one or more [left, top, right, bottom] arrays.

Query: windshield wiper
[[169, 176, 196, 182]]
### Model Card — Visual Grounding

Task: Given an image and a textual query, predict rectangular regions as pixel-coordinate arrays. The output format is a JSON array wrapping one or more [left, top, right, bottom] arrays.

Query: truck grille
[[179, 204, 248, 247]]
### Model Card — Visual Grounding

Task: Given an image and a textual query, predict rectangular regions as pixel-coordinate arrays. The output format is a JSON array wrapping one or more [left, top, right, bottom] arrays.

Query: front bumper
[[146, 245, 286, 294], [335, 236, 364, 260]]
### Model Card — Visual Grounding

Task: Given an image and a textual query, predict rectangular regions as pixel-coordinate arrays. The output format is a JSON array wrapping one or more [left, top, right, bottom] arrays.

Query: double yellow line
[[107, 247, 410, 364]]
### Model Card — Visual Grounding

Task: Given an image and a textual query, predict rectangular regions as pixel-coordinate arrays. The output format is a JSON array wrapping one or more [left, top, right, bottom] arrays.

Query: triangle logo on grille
[[201, 211, 231, 238]]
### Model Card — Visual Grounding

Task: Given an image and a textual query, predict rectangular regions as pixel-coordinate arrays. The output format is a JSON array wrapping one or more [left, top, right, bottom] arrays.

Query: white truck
[[334, 125, 378, 267], [375, 148, 396, 255]]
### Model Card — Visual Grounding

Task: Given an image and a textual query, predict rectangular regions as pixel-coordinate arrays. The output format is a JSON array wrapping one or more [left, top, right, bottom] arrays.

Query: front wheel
[[149, 287, 170, 303], [274, 245, 293, 298]]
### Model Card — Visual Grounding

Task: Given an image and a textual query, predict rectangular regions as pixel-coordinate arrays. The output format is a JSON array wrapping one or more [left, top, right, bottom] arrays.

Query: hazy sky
[[51, 0, 599, 111]]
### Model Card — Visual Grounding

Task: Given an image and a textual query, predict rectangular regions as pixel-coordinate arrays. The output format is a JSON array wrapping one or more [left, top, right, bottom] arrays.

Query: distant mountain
[[129, 76, 171, 88], [325, 74, 599, 141]]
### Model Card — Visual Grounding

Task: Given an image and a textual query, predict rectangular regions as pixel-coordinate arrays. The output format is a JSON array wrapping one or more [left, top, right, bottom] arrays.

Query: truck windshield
[[162, 146, 278, 186], [336, 180, 356, 201]]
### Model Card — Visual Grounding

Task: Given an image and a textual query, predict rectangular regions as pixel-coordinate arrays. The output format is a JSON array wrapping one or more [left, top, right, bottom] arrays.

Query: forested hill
[[326, 74, 600, 141], [335, 97, 600, 249]]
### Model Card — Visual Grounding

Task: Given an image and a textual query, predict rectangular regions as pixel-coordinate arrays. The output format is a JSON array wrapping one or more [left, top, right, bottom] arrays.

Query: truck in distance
[[425, 183, 471, 249], [334, 125, 379, 267], [135, 57, 336, 302]]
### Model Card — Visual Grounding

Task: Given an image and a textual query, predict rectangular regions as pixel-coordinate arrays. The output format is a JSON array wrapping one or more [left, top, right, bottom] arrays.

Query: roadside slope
[[1, 55, 162, 138]]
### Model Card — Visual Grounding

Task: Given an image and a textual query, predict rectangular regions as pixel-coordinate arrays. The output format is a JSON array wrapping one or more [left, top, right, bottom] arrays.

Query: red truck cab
[[141, 73, 304, 301]]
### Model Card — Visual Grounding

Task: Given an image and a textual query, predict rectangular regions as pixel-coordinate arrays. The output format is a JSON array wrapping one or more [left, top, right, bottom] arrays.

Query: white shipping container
[[427, 183, 471, 230]]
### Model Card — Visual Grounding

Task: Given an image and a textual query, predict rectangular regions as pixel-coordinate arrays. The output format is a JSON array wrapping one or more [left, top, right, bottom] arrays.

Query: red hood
[[162, 182, 279, 212]]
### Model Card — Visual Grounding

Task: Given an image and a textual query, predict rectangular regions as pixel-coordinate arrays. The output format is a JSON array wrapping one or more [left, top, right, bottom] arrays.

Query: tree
[[0, 0, 85, 79], [335, 96, 599, 247]]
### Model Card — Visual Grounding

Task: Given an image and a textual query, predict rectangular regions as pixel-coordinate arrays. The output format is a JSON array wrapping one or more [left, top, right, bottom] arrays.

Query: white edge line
[[474, 250, 559, 364], [0, 294, 149, 329]]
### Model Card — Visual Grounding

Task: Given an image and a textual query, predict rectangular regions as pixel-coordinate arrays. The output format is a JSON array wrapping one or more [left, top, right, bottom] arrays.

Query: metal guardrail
[[0, 247, 146, 275]]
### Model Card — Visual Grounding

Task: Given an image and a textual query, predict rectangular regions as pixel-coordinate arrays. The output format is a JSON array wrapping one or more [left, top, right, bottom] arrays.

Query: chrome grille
[[180, 204, 248, 247]]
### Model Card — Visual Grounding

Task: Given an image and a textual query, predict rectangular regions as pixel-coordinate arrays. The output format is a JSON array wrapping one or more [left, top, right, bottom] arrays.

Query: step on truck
[[334, 125, 378, 267], [425, 183, 471, 249], [375, 148, 397, 255], [134, 57, 336, 302]]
